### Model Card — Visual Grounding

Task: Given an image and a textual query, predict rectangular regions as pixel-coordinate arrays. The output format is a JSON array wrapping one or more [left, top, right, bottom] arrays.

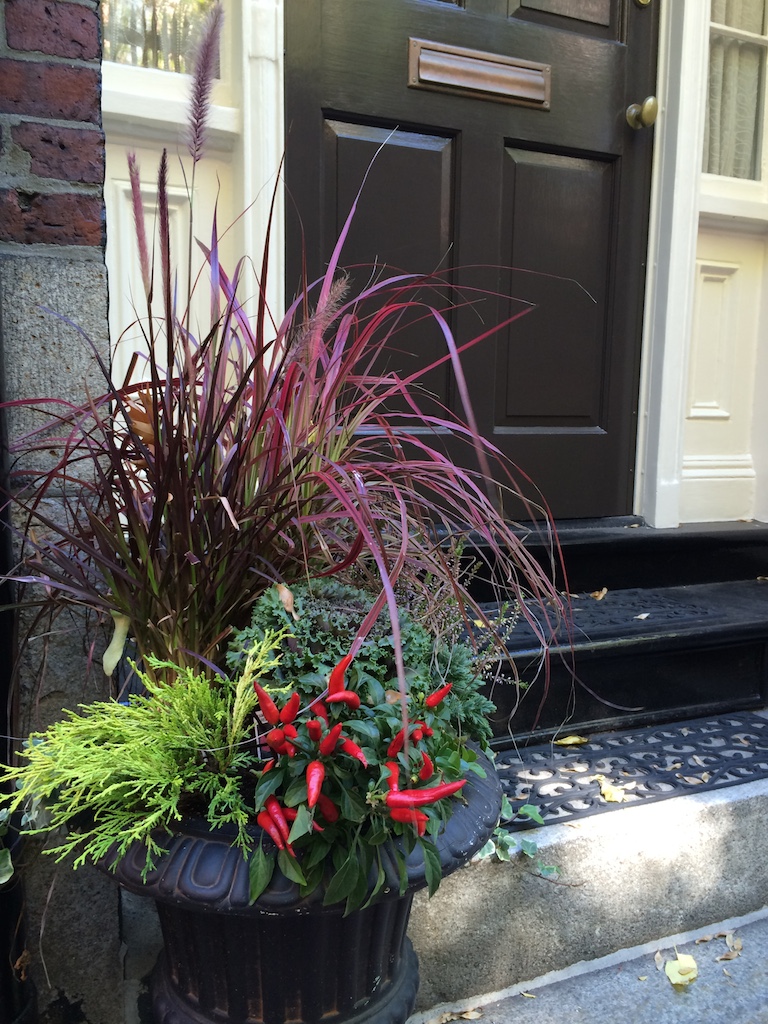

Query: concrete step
[[409, 907, 768, 1024], [408, 750, 768, 1011]]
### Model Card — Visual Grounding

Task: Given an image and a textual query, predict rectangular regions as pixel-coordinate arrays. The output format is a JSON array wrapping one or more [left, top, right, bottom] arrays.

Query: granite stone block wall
[[0, 3, 124, 1022]]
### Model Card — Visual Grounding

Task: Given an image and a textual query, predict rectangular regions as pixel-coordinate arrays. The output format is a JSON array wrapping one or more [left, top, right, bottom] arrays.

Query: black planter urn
[[105, 758, 502, 1024]]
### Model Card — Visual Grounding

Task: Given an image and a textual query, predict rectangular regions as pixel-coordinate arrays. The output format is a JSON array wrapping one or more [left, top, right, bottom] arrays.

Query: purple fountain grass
[[186, 2, 223, 168]]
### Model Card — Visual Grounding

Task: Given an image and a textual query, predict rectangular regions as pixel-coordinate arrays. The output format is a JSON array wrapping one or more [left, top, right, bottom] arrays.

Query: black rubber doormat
[[496, 711, 768, 830]]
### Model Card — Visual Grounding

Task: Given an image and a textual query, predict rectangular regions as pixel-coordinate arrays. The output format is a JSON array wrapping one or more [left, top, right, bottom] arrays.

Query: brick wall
[[0, 0, 104, 249]]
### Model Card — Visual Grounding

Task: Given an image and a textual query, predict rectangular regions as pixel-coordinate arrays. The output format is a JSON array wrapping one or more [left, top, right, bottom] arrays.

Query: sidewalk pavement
[[410, 907, 768, 1024]]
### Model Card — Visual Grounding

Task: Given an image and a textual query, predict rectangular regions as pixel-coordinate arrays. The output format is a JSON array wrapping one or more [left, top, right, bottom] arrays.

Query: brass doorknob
[[626, 96, 658, 130]]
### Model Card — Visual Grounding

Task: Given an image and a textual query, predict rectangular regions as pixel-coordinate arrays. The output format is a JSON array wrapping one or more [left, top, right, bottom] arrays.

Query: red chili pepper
[[279, 692, 301, 724], [419, 751, 434, 781], [411, 728, 423, 743], [283, 807, 324, 832], [310, 700, 329, 724], [385, 761, 401, 792], [425, 682, 453, 708], [328, 653, 354, 695], [318, 722, 343, 756], [265, 796, 291, 844], [389, 806, 428, 836], [265, 728, 287, 753], [261, 759, 276, 774], [306, 760, 325, 808], [385, 779, 466, 808], [282, 723, 298, 756], [325, 690, 361, 710], [257, 810, 285, 849], [317, 793, 339, 823], [387, 727, 406, 757], [415, 721, 434, 738], [306, 719, 323, 742], [254, 683, 280, 726], [340, 737, 368, 767]]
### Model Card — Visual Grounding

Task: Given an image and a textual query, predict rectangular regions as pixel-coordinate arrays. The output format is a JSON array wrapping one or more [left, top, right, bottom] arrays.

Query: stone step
[[409, 907, 768, 1024], [408, 711, 768, 1012]]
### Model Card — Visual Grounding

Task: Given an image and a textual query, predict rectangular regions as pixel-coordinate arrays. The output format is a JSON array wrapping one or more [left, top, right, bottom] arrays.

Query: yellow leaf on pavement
[[554, 735, 589, 746], [665, 953, 698, 987]]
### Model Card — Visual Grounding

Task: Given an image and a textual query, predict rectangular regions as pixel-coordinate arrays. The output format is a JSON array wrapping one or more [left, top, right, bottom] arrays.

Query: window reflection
[[102, 0, 217, 74]]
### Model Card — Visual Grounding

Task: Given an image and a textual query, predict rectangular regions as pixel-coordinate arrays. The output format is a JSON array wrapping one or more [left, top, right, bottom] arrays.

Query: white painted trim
[[635, 2, 710, 527], [235, 0, 285, 327]]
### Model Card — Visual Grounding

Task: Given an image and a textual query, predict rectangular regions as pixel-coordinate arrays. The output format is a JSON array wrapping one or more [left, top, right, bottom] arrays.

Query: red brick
[[12, 123, 104, 183], [0, 189, 103, 246], [5, 0, 99, 61], [0, 60, 100, 123]]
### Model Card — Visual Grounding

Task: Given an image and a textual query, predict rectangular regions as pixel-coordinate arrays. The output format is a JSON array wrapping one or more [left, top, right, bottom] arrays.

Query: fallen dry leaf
[[679, 775, 705, 785], [638, 975, 648, 982], [726, 933, 743, 953], [634, 612, 651, 620], [690, 755, 708, 767], [429, 1011, 483, 1024], [590, 587, 608, 600], [520, 993, 536, 999], [554, 735, 589, 747], [589, 774, 628, 802], [723, 968, 732, 977], [716, 950, 741, 962], [695, 935, 714, 944], [665, 952, 698, 987], [655, 951, 665, 971], [275, 583, 300, 621]]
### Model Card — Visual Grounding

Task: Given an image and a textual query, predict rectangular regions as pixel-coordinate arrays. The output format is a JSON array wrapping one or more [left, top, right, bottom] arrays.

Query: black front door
[[285, 0, 659, 519]]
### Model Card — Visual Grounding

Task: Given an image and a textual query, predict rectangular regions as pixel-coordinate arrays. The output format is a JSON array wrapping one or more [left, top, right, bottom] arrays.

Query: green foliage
[[227, 579, 496, 745], [0, 634, 284, 873], [475, 797, 558, 879]]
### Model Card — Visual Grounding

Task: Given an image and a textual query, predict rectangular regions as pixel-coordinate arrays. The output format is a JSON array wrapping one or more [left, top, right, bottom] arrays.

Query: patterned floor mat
[[496, 711, 768, 830]]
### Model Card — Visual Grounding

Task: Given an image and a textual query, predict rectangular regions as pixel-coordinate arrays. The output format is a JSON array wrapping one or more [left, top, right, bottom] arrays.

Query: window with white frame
[[102, 0, 217, 74], [704, 0, 767, 181]]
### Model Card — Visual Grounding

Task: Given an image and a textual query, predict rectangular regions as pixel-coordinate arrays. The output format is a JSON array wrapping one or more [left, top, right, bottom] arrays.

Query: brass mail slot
[[408, 37, 551, 109]]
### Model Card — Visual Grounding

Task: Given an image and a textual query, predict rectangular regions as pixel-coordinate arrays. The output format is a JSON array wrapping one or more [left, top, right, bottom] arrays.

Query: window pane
[[102, 0, 216, 74], [711, 0, 766, 34], [704, 33, 765, 178]]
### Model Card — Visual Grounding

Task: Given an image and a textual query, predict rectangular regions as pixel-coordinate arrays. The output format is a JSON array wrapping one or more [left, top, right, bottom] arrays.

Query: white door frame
[[634, 2, 710, 528]]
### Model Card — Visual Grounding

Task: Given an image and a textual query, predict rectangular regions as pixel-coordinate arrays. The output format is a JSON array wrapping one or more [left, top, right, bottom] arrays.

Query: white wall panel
[[681, 229, 766, 521]]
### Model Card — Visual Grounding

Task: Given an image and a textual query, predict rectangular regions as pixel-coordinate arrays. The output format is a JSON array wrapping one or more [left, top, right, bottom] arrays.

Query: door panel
[[285, 0, 659, 518], [501, 149, 613, 427]]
